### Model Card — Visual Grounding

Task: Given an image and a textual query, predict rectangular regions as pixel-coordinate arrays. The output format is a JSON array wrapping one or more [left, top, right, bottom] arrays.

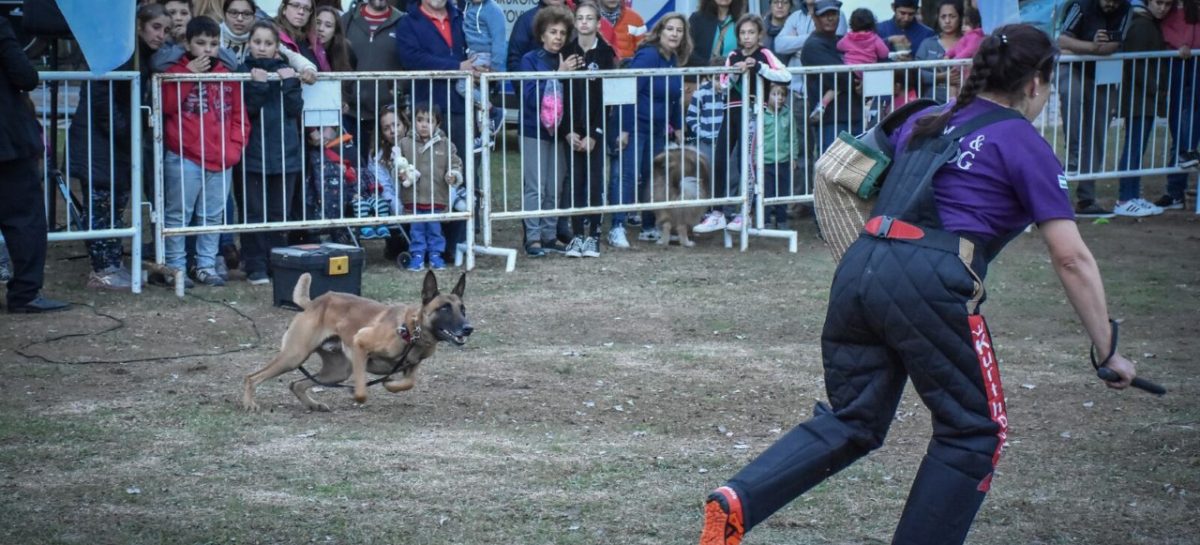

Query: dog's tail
[[293, 273, 313, 310]]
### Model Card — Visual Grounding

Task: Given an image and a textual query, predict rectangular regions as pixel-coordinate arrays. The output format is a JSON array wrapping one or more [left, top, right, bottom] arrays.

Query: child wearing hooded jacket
[[161, 16, 250, 288], [838, 8, 890, 73], [397, 103, 464, 272]]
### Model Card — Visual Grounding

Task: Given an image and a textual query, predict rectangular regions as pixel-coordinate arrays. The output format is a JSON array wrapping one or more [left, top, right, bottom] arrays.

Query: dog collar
[[399, 323, 422, 343]]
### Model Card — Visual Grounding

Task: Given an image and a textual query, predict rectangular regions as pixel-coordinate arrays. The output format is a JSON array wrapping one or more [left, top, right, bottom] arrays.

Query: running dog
[[241, 270, 472, 412], [650, 145, 711, 248]]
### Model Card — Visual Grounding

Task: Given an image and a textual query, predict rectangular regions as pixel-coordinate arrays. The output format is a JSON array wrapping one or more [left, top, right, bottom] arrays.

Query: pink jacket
[[837, 30, 889, 66], [1161, 4, 1200, 49], [947, 28, 985, 60]]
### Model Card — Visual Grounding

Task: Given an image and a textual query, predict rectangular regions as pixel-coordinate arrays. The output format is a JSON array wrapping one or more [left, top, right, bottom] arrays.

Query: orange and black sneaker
[[699, 485, 745, 545]]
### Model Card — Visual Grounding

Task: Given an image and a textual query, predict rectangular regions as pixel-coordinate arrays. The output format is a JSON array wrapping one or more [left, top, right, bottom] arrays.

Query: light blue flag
[[59, 0, 136, 74], [980, 0, 1021, 34]]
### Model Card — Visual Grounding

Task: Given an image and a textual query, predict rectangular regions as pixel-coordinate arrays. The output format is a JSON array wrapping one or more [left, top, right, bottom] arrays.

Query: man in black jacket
[[0, 16, 67, 313]]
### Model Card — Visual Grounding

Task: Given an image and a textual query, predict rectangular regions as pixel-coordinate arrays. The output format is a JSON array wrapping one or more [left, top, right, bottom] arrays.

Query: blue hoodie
[[395, 2, 469, 118], [619, 45, 683, 137], [463, 0, 508, 70]]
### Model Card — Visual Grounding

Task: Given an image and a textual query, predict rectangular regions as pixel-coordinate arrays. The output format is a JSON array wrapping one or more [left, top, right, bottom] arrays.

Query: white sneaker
[[1113, 200, 1158, 218], [564, 236, 585, 258], [608, 226, 630, 248], [637, 227, 661, 241], [1131, 198, 1164, 215], [581, 236, 600, 258], [693, 211, 726, 233], [726, 214, 745, 232]]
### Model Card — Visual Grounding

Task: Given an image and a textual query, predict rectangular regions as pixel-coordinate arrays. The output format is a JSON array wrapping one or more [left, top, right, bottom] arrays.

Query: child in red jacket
[[160, 16, 249, 287]]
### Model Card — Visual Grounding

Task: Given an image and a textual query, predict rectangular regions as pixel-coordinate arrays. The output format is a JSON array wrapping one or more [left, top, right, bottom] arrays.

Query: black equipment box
[[270, 243, 365, 309]]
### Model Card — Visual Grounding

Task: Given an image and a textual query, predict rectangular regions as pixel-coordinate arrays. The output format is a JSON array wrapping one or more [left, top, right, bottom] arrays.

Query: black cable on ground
[[13, 293, 263, 365]]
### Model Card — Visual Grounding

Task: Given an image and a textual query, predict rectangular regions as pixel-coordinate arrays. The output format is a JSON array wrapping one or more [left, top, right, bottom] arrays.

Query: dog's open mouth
[[440, 329, 468, 346]]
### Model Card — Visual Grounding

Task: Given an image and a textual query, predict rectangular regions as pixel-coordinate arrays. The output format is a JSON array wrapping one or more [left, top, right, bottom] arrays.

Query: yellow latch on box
[[328, 255, 350, 276]]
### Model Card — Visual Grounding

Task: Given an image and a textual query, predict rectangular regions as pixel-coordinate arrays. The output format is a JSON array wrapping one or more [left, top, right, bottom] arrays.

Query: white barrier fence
[[130, 54, 1196, 280], [150, 71, 477, 285], [479, 66, 798, 257], [34, 71, 145, 293], [757, 52, 1199, 224]]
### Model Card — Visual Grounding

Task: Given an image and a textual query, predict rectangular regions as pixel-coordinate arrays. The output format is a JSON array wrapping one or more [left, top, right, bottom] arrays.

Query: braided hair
[[911, 24, 1057, 139]]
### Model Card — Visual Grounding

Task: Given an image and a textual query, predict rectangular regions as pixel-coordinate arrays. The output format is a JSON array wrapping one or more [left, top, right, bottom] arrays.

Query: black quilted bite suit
[[724, 106, 1025, 545]]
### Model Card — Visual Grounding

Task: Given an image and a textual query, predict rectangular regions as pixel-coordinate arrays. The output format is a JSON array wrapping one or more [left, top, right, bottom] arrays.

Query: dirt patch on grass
[[1, 209, 1198, 544]]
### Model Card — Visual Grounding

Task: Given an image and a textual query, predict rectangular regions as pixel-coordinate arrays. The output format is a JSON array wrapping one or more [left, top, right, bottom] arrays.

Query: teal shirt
[[762, 106, 798, 164]]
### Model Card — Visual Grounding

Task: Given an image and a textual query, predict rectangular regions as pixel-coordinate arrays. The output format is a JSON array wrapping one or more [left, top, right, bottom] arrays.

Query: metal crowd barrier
[[35, 71, 144, 293], [478, 65, 800, 259], [139, 53, 1197, 282], [150, 70, 477, 288], [754, 51, 1199, 225]]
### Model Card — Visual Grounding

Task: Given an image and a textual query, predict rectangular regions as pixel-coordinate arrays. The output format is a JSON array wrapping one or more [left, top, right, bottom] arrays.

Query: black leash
[[1091, 319, 1166, 396], [297, 325, 423, 389]]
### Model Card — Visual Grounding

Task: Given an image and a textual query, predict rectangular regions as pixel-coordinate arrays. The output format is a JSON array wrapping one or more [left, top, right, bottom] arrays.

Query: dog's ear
[[451, 272, 466, 298], [422, 270, 439, 305]]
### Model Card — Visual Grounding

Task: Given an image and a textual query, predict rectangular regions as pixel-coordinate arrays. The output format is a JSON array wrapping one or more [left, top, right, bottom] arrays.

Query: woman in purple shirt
[[699, 24, 1138, 545]]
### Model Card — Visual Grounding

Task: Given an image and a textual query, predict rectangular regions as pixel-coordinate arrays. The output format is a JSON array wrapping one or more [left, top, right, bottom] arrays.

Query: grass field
[[2, 181, 1197, 544]]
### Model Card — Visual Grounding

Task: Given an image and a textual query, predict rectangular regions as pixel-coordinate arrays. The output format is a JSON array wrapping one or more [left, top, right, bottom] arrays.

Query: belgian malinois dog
[[241, 270, 472, 412], [650, 145, 712, 248]]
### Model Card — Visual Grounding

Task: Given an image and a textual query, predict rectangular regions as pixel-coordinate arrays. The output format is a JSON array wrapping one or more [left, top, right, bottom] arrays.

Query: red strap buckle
[[864, 216, 925, 240]]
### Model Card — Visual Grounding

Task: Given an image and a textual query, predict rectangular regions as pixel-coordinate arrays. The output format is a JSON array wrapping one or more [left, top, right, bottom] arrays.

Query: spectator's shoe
[[608, 226, 630, 249], [246, 271, 271, 285], [7, 295, 70, 314], [1178, 150, 1200, 170], [638, 227, 662, 241], [157, 272, 194, 289], [693, 211, 727, 233], [407, 253, 426, 272], [220, 244, 240, 271], [429, 253, 447, 271], [1112, 199, 1158, 217], [541, 239, 569, 254], [626, 215, 642, 227], [699, 486, 745, 545], [1132, 198, 1164, 215], [375, 226, 391, 239], [360, 226, 380, 240], [564, 236, 585, 258], [0, 243, 12, 283], [776, 219, 790, 230], [1154, 194, 1185, 210], [581, 236, 601, 258], [1075, 201, 1115, 219], [87, 266, 133, 291], [214, 257, 229, 281], [726, 214, 745, 232], [525, 243, 546, 257], [192, 267, 226, 287]]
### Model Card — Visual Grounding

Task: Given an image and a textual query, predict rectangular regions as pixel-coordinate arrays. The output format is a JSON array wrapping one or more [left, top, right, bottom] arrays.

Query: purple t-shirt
[[890, 99, 1075, 242]]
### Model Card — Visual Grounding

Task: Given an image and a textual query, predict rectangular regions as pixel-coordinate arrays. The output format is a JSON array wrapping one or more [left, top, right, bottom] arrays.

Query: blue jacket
[[518, 49, 566, 141], [620, 45, 683, 137], [463, 0, 508, 70], [395, 3, 468, 118], [506, 0, 549, 71]]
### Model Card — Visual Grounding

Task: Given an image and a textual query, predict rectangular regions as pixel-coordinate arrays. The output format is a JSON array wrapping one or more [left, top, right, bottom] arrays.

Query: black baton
[[1096, 367, 1166, 396]]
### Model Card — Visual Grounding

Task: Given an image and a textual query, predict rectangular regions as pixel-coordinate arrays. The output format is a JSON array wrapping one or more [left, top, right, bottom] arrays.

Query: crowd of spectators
[[0, 0, 1197, 298]]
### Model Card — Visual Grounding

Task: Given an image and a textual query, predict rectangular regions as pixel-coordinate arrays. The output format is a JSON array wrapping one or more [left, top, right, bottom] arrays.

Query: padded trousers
[[726, 236, 1007, 545]]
